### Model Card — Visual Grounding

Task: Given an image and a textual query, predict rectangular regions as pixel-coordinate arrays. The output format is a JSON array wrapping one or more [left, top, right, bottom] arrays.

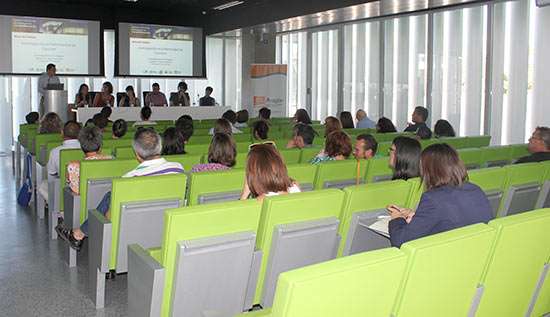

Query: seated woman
[[67, 126, 112, 195], [324, 116, 342, 137], [92, 81, 115, 107], [376, 117, 397, 133], [390, 136, 421, 180], [387, 143, 494, 247], [191, 133, 237, 173], [75, 83, 92, 107], [252, 120, 269, 141], [339, 111, 355, 129], [211, 118, 234, 135], [39, 112, 62, 134], [310, 130, 352, 164], [240, 144, 300, 202], [112, 119, 128, 139], [161, 127, 185, 155], [118, 85, 141, 107], [434, 119, 456, 138], [293, 109, 312, 125], [235, 110, 249, 128]]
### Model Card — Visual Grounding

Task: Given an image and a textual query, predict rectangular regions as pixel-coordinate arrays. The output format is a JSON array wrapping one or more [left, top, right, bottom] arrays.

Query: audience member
[[240, 144, 301, 202], [92, 113, 108, 131], [390, 137, 421, 181], [119, 85, 140, 107], [191, 133, 236, 173], [93, 81, 114, 107], [355, 109, 376, 129], [212, 118, 234, 135], [310, 130, 352, 164], [388, 143, 493, 247], [340, 111, 355, 129], [210, 111, 242, 134], [199, 86, 216, 106], [404, 106, 429, 133], [293, 109, 312, 125], [235, 110, 249, 128], [515, 127, 550, 164], [67, 126, 112, 194], [416, 126, 432, 140], [75, 83, 92, 107], [161, 127, 185, 155], [175, 115, 194, 143], [145, 83, 168, 107], [376, 117, 397, 133], [100, 106, 112, 122], [134, 106, 157, 126], [286, 123, 316, 149], [56, 128, 184, 251], [354, 134, 378, 160], [258, 107, 271, 121], [25, 112, 39, 124], [39, 112, 62, 134], [252, 120, 269, 141], [324, 116, 342, 137], [170, 81, 190, 107], [434, 119, 456, 138], [112, 119, 128, 139]]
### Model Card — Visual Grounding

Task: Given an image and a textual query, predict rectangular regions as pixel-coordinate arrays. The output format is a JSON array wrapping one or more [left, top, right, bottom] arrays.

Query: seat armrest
[[128, 244, 165, 317]]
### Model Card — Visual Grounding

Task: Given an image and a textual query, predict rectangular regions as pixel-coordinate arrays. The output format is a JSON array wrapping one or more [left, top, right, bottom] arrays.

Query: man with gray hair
[[355, 109, 376, 129], [56, 127, 184, 251], [515, 127, 550, 164]]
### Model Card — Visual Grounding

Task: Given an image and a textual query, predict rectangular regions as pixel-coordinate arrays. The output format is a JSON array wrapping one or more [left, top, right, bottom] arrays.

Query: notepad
[[368, 216, 391, 238]]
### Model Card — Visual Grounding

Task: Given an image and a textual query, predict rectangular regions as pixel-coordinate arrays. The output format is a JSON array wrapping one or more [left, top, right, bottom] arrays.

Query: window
[[311, 29, 339, 121]]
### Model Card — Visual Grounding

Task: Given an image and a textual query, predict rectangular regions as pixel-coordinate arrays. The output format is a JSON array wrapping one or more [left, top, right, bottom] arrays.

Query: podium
[[42, 90, 69, 122]]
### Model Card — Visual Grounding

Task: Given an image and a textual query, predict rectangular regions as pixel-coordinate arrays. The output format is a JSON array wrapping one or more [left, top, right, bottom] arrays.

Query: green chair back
[[159, 200, 262, 316], [364, 156, 393, 183], [40, 141, 63, 166], [234, 133, 252, 143], [466, 135, 491, 148], [377, 142, 392, 156], [468, 167, 508, 217], [476, 208, 550, 316], [108, 173, 188, 270], [286, 164, 318, 191], [279, 149, 301, 165], [509, 143, 529, 161], [187, 169, 245, 206], [103, 139, 133, 155], [18, 123, 38, 148], [78, 159, 139, 223], [532, 256, 550, 316], [34, 133, 62, 157], [188, 135, 212, 144], [185, 144, 210, 156], [313, 159, 368, 190], [391, 224, 496, 317], [299, 146, 322, 163], [254, 189, 346, 304], [163, 154, 202, 172], [114, 147, 135, 159], [235, 152, 248, 169], [268, 248, 407, 317], [480, 146, 512, 167], [458, 148, 484, 169]]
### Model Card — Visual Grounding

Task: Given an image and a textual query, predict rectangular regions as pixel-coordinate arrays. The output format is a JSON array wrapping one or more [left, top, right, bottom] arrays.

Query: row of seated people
[[50, 116, 550, 252]]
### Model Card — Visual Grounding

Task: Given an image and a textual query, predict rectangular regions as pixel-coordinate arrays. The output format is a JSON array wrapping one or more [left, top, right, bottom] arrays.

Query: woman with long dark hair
[[389, 137, 421, 181]]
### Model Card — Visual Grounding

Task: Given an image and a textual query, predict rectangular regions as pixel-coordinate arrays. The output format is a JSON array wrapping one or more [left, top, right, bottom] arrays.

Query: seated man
[[133, 106, 156, 126], [199, 86, 216, 106], [353, 134, 378, 160], [145, 82, 168, 107], [515, 126, 550, 164], [286, 123, 316, 149], [355, 109, 376, 129], [56, 128, 184, 251], [404, 106, 430, 133]]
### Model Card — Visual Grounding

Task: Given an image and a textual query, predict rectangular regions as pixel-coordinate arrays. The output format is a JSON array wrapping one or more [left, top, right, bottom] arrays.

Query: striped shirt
[[123, 158, 184, 177]]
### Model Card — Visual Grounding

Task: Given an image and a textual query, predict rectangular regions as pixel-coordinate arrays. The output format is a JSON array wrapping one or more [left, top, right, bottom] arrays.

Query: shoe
[[56, 226, 83, 252]]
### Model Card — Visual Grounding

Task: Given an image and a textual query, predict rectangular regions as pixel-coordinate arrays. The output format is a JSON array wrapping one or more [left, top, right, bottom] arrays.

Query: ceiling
[[2, 0, 232, 12]]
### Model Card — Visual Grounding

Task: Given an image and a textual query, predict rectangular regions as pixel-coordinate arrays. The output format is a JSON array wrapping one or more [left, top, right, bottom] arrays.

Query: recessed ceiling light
[[124, 0, 139, 2], [213, 1, 244, 10]]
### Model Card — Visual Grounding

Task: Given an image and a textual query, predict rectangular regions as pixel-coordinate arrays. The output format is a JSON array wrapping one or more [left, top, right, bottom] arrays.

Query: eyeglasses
[[249, 141, 276, 151]]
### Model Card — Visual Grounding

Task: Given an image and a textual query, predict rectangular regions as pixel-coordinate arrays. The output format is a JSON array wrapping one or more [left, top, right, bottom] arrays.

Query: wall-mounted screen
[[117, 22, 205, 77], [0, 15, 102, 75]]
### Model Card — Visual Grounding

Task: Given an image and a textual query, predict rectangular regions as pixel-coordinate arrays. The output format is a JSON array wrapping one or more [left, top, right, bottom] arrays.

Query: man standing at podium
[[38, 63, 60, 114]]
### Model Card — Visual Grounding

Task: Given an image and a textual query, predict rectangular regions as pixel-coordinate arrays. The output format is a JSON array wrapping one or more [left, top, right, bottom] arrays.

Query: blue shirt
[[356, 117, 376, 129]]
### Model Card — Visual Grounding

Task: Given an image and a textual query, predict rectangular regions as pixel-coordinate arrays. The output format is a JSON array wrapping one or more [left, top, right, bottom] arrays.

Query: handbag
[[17, 154, 33, 207]]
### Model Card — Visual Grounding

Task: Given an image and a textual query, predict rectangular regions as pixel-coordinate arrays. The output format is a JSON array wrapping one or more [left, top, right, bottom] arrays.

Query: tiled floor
[[0, 155, 128, 317]]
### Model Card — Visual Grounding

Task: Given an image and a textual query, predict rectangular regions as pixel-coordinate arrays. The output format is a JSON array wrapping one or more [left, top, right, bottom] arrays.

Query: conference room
[[1, 0, 550, 316]]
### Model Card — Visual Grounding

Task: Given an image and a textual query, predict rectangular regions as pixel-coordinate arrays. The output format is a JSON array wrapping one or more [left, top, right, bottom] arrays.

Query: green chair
[[188, 135, 212, 144], [299, 146, 322, 163], [405, 177, 424, 209], [239, 248, 407, 317], [278, 149, 301, 165], [391, 224, 496, 317], [468, 167, 507, 217], [339, 181, 412, 256], [127, 200, 262, 317], [536, 162, 550, 209], [234, 133, 252, 143], [480, 146, 512, 167], [88, 173, 187, 308], [473, 209, 550, 317], [440, 137, 468, 149], [236, 142, 251, 153], [364, 156, 393, 183], [255, 190, 345, 307], [187, 169, 245, 206], [377, 142, 392, 156], [33, 133, 61, 157], [457, 148, 484, 169], [103, 139, 133, 153], [193, 128, 211, 135], [313, 159, 368, 190], [114, 146, 135, 159], [466, 135, 491, 148], [235, 152, 248, 169], [500, 163, 545, 217], [509, 143, 529, 161], [39, 141, 63, 166], [286, 164, 317, 192], [184, 144, 209, 156], [531, 253, 550, 316], [163, 154, 202, 172]]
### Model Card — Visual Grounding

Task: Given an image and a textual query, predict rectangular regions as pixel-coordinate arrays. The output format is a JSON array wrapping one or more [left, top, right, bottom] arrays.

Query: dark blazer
[[389, 182, 493, 247], [404, 122, 427, 133], [515, 152, 550, 164]]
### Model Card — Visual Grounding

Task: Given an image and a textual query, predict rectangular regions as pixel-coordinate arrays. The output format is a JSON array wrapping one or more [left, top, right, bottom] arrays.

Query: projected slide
[[129, 25, 192, 76], [11, 17, 88, 74]]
